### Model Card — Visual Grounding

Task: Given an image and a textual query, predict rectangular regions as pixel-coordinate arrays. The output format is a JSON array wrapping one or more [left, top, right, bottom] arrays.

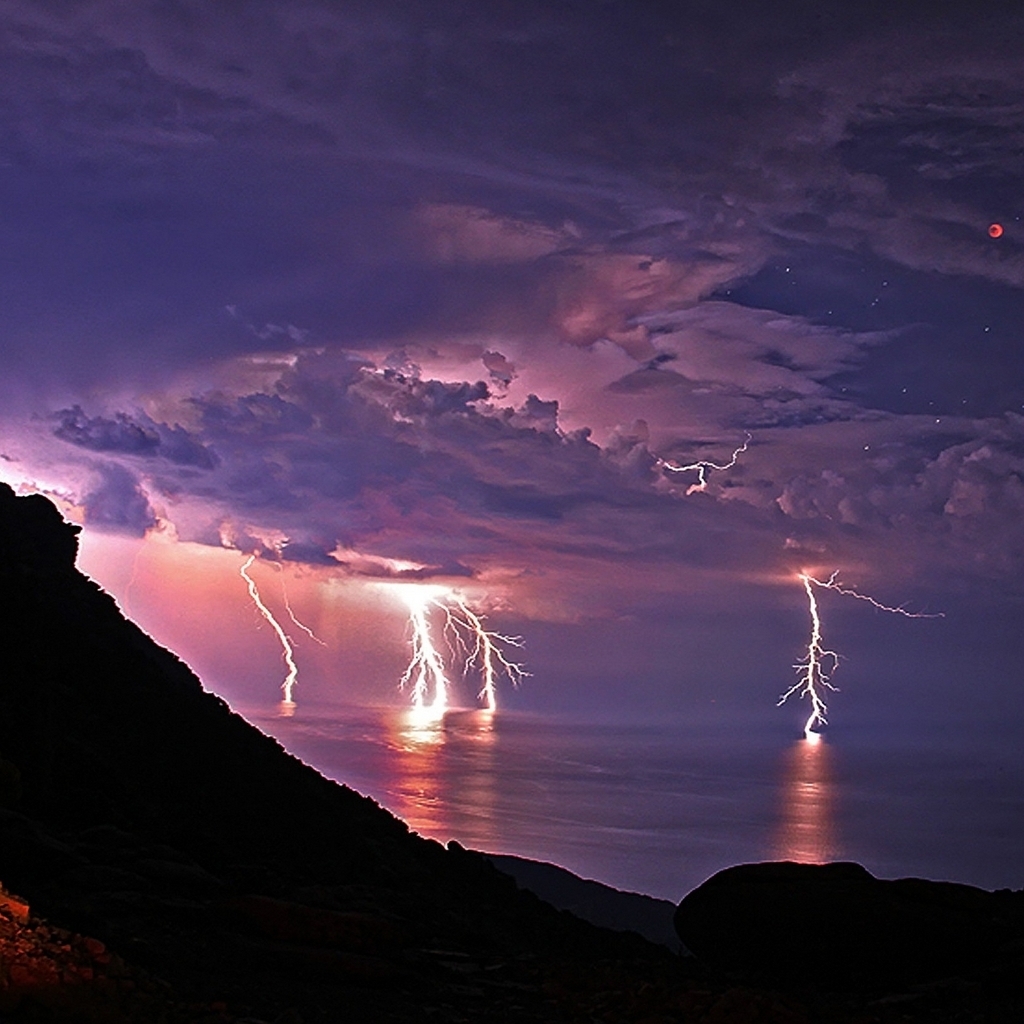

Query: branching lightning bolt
[[399, 588, 453, 721], [240, 554, 299, 711], [396, 586, 526, 720], [448, 596, 527, 711], [779, 574, 839, 743], [275, 566, 327, 646], [663, 432, 751, 495], [780, 571, 943, 741]]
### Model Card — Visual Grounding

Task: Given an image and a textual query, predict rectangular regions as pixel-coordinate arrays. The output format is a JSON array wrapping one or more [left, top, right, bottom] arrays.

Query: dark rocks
[[216, 895, 406, 953], [0, 901, 181, 1022], [486, 853, 681, 950], [675, 860, 1024, 988], [0, 486, 81, 578]]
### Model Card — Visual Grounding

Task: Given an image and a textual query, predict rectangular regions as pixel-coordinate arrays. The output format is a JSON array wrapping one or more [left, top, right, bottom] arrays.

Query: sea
[[241, 704, 1024, 903]]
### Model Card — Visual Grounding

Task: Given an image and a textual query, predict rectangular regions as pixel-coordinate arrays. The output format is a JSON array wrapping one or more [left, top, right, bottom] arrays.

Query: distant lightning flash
[[120, 541, 146, 618], [275, 566, 327, 646], [779, 571, 943, 741], [396, 586, 526, 720], [663, 432, 751, 495], [240, 554, 299, 711]]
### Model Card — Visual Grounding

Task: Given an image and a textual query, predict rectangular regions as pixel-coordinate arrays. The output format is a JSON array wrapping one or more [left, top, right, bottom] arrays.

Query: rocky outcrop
[[0, 897, 182, 1023], [675, 861, 1024, 988], [486, 852, 680, 950]]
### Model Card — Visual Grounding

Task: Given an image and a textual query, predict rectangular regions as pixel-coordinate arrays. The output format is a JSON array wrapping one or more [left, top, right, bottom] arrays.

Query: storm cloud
[[3, 0, 1024, 611]]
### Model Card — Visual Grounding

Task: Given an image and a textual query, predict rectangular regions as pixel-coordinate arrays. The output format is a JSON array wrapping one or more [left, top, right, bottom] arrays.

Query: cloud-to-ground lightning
[[119, 540, 146, 618], [662, 432, 751, 495], [394, 585, 526, 721], [779, 574, 836, 743], [240, 554, 299, 713], [399, 586, 454, 721], [779, 571, 943, 741], [448, 595, 527, 711], [275, 566, 327, 646]]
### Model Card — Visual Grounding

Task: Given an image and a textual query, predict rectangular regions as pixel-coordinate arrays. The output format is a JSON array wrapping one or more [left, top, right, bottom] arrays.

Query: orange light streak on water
[[774, 736, 835, 863], [382, 709, 498, 847]]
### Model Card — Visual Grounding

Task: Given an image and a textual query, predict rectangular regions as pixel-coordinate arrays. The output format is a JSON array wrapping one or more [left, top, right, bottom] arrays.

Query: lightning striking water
[[449, 595, 527, 711], [395, 586, 526, 721], [779, 574, 837, 741], [663, 432, 751, 495], [779, 571, 943, 740], [240, 554, 299, 713], [399, 587, 453, 721]]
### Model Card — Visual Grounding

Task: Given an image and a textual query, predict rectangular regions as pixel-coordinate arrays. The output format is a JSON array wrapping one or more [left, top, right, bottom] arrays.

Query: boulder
[[674, 861, 1024, 988]]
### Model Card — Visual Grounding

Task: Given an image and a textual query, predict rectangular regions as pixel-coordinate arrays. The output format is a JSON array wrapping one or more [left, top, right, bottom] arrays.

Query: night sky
[[2, 1, 1023, 737]]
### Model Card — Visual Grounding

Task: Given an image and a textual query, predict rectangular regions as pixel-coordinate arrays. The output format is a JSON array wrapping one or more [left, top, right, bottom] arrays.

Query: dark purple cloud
[[53, 406, 217, 468], [1, 0, 1022, 612], [81, 462, 156, 536]]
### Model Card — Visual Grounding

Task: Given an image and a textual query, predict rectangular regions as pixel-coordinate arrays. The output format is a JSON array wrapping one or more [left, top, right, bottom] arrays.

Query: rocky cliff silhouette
[[0, 483, 689, 1021]]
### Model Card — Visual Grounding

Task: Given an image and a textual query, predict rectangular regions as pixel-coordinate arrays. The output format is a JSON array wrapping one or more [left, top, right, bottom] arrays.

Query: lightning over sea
[[245, 704, 1024, 902], [76, 531, 1023, 909], [387, 583, 527, 725], [239, 554, 306, 716], [779, 571, 944, 742]]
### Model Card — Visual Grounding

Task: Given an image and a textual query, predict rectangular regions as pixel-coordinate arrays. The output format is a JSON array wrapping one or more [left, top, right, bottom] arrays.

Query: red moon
[[988, 223, 1004, 238]]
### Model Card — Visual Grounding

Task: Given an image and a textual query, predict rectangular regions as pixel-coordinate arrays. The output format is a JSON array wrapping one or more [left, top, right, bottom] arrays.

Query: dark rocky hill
[[0, 483, 674, 1020], [485, 854, 680, 951], [676, 861, 1024, 992]]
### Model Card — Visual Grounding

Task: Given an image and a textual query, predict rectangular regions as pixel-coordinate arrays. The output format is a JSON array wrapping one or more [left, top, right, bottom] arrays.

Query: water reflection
[[383, 709, 498, 847], [774, 736, 836, 863]]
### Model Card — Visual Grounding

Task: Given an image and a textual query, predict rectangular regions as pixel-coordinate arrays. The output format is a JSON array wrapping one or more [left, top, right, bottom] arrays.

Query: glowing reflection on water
[[774, 736, 835, 863], [244, 708, 1023, 900], [383, 708, 498, 846]]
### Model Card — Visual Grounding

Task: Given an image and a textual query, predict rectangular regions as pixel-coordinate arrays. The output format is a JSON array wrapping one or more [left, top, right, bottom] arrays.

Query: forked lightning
[[395, 585, 526, 721], [780, 571, 942, 740]]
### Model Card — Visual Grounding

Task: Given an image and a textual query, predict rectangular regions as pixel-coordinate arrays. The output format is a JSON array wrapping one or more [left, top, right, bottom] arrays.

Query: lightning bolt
[[779, 571, 943, 741], [120, 541, 146, 618], [662, 432, 751, 495], [398, 587, 453, 722], [448, 595, 527, 712], [240, 554, 299, 713], [275, 565, 327, 646], [394, 586, 526, 720]]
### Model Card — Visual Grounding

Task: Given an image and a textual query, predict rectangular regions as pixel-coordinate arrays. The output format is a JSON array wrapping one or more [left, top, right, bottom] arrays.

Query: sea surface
[[243, 704, 1024, 902]]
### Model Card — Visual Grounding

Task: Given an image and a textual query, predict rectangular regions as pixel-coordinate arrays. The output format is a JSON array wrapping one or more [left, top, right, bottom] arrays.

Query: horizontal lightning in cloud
[[662, 432, 751, 495], [803, 571, 945, 619]]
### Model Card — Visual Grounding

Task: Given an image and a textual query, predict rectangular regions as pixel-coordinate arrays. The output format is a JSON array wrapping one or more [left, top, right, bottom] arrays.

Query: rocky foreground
[[1, 481, 1022, 1022]]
